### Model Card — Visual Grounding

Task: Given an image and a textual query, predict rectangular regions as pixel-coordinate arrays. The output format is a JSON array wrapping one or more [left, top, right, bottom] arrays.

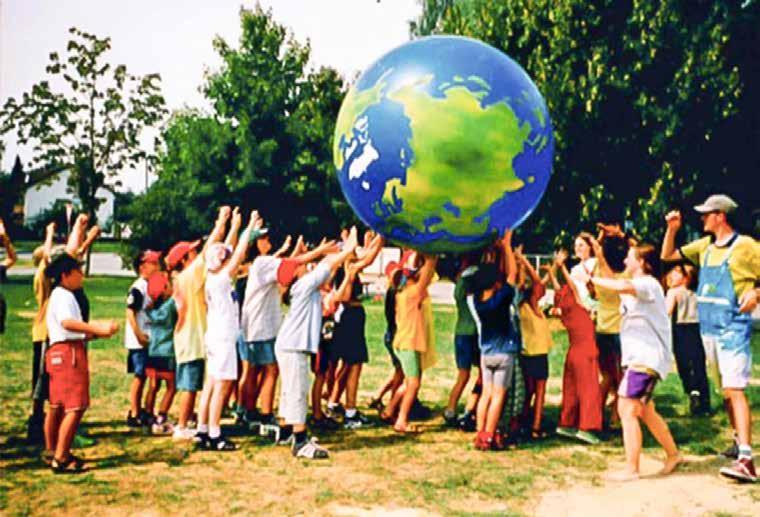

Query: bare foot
[[659, 454, 684, 476], [605, 470, 640, 482]]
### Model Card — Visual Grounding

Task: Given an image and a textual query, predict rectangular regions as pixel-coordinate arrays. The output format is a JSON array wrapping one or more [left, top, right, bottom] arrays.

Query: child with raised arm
[[469, 231, 518, 450], [169, 206, 232, 441], [274, 228, 357, 459], [144, 271, 178, 434], [195, 208, 259, 451], [516, 250, 553, 440], [44, 252, 119, 473], [124, 249, 162, 427], [384, 251, 439, 434], [550, 249, 603, 445], [592, 244, 681, 481]]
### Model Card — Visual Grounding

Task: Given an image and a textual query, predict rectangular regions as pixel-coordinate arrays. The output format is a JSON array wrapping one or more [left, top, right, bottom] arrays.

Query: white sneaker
[[172, 427, 197, 441], [292, 437, 329, 459]]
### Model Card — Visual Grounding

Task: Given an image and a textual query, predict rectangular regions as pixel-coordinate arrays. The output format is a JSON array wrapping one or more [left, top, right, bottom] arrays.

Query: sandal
[[40, 450, 55, 466], [379, 412, 395, 425], [368, 398, 384, 412], [51, 454, 86, 474], [393, 424, 423, 435]]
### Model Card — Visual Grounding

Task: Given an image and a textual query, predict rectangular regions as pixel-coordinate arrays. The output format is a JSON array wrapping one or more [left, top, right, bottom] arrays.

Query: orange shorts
[[46, 341, 90, 412]]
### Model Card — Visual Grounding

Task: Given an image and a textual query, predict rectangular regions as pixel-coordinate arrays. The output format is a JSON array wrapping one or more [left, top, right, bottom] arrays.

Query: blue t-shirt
[[469, 284, 519, 355]]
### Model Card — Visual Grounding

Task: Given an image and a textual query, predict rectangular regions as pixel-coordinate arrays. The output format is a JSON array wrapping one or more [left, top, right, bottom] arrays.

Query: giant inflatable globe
[[333, 36, 554, 253]]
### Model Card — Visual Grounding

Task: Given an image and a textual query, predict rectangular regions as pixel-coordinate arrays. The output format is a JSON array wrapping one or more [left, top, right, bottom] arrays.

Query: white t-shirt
[[124, 277, 151, 350], [241, 255, 283, 342], [47, 286, 86, 344], [205, 270, 240, 344], [570, 257, 597, 310], [619, 275, 673, 379], [275, 263, 330, 354]]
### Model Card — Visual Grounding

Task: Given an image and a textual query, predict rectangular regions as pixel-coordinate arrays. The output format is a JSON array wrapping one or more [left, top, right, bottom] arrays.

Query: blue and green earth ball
[[333, 36, 554, 253]]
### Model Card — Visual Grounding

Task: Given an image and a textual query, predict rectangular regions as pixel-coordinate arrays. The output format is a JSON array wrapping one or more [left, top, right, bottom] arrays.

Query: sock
[[280, 425, 293, 440], [327, 402, 338, 410], [444, 409, 456, 419], [738, 445, 752, 460], [294, 430, 307, 446], [345, 408, 357, 418], [209, 426, 221, 439], [155, 414, 166, 425], [235, 404, 245, 415], [197, 423, 209, 434]]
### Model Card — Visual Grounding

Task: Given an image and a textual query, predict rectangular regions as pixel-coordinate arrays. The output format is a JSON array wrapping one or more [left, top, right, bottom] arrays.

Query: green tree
[[0, 27, 167, 266], [412, 0, 758, 247], [126, 6, 350, 259]]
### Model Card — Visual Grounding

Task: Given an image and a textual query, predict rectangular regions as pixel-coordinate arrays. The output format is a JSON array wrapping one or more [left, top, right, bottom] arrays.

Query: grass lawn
[[1, 275, 759, 515], [11, 240, 124, 255]]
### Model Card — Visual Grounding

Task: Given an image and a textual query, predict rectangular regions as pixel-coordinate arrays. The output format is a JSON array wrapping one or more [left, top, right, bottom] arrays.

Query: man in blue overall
[[662, 194, 759, 482]]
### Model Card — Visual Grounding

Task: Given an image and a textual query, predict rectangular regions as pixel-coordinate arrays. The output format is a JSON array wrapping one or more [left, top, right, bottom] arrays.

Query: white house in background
[[23, 170, 114, 225]]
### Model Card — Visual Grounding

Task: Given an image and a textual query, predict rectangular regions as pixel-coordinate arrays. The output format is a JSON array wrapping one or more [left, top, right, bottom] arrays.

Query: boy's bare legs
[[129, 376, 145, 418], [485, 386, 507, 434], [209, 380, 234, 435], [44, 405, 64, 453], [446, 368, 471, 414], [476, 383, 493, 432], [394, 375, 421, 431], [158, 380, 176, 415], [177, 391, 196, 429], [259, 364, 279, 415], [55, 409, 84, 461], [144, 377, 159, 416]]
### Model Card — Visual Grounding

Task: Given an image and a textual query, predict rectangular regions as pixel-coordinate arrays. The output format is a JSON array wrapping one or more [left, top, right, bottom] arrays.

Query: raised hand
[[554, 249, 568, 267], [46, 221, 57, 236], [218, 205, 232, 222], [665, 210, 682, 232], [86, 225, 101, 241]]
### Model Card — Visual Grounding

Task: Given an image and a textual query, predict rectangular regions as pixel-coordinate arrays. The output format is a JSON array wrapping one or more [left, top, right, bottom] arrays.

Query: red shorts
[[46, 340, 89, 412], [146, 367, 176, 383]]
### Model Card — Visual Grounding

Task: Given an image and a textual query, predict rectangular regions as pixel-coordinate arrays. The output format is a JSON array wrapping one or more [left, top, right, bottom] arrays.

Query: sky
[[0, 0, 421, 192]]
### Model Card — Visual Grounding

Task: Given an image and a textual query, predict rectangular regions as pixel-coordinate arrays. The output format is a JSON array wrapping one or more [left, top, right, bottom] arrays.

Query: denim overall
[[696, 237, 752, 386]]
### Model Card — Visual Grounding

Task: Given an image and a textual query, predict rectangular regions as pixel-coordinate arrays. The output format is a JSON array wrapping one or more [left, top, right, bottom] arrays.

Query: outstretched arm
[[589, 235, 612, 278], [225, 207, 242, 248], [63, 318, 119, 340], [353, 234, 384, 271], [501, 230, 517, 286], [0, 219, 17, 268], [273, 235, 292, 258], [661, 210, 684, 262], [42, 222, 56, 261], [416, 253, 439, 293], [294, 237, 339, 265], [225, 210, 260, 279], [591, 276, 636, 295], [555, 249, 583, 305], [320, 227, 359, 274], [517, 251, 542, 285], [77, 225, 101, 259], [65, 214, 88, 257], [203, 206, 232, 254]]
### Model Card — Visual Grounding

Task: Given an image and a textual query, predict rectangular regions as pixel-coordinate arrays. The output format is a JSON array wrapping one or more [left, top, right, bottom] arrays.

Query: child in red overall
[[548, 250, 602, 444]]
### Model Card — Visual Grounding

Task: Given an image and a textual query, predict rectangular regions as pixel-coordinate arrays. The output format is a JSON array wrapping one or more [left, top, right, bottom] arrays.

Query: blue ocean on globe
[[333, 36, 554, 253]]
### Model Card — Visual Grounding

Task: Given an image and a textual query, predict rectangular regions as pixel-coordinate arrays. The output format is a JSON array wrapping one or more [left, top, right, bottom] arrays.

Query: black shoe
[[457, 412, 476, 432], [208, 436, 237, 451], [138, 409, 153, 427], [409, 399, 432, 421], [720, 440, 739, 459], [126, 412, 141, 428], [344, 411, 371, 429], [309, 415, 341, 432], [194, 432, 211, 450], [443, 412, 458, 428]]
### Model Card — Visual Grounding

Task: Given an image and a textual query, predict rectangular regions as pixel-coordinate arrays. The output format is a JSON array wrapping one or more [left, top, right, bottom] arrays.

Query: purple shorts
[[618, 368, 658, 403]]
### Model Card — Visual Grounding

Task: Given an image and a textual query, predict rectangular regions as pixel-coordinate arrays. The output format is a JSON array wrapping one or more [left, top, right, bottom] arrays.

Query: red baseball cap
[[166, 240, 201, 270], [140, 250, 162, 265], [277, 258, 300, 287], [147, 272, 169, 300]]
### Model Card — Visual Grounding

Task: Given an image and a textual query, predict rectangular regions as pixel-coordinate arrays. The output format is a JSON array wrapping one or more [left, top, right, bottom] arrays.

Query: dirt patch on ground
[[535, 454, 758, 517]]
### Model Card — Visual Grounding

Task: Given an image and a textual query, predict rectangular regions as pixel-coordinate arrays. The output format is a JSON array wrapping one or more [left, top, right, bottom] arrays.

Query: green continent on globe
[[378, 75, 532, 239]]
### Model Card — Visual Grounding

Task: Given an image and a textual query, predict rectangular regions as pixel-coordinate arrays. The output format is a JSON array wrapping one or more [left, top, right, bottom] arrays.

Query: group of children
[[22, 194, 759, 482]]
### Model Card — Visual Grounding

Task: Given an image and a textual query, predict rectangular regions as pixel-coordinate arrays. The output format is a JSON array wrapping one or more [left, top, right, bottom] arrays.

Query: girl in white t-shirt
[[592, 244, 681, 481], [195, 209, 260, 451]]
